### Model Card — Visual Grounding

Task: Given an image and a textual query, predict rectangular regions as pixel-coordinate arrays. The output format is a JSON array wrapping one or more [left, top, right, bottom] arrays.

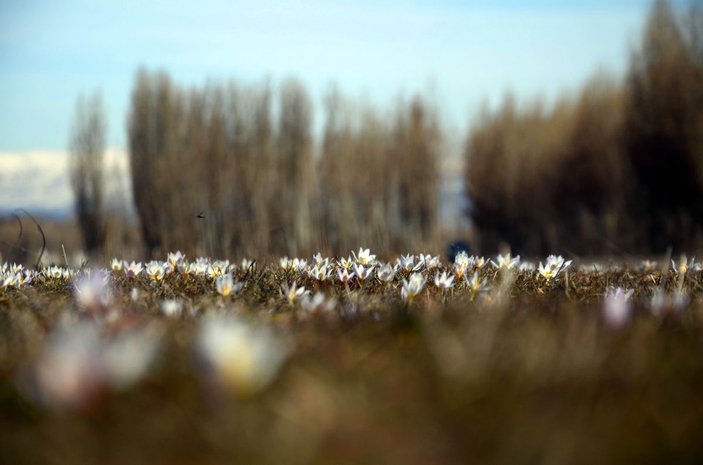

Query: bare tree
[[69, 91, 106, 257]]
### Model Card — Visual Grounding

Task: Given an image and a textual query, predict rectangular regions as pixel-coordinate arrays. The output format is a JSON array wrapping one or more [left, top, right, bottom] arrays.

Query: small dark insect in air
[[197, 212, 205, 219]]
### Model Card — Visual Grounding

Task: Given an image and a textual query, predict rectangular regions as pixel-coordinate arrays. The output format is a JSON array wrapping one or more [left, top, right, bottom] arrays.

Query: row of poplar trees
[[126, 74, 439, 258], [465, 0, 703, 255]]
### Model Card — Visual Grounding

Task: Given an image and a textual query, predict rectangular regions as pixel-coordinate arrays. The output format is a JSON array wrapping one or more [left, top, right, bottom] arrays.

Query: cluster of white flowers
[[7, 247, 703, 414], [1, 262, 35, 288]]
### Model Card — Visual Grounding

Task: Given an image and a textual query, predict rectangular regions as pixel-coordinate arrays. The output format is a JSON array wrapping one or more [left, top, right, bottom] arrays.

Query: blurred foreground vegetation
[[2, 252, 703, 464]]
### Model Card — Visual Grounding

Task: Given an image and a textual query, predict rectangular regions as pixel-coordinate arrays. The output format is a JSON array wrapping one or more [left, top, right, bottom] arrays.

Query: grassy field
[[2, 251, 703, 464]]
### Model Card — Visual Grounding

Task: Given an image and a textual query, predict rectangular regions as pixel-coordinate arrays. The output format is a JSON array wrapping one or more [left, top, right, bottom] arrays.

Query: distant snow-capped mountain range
[[0, 150, 132, 218]]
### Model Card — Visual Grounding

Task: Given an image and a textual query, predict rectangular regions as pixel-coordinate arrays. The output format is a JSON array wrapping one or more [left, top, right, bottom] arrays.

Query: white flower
[[454, 251, 471, 268], [207, 260, 231, 278], [279, 257, 292, 270], [197, 316, 287, 397], [44, 265, 72, 280], [1, 268, 32, 288], [397, 254, 416, 272], [337, 268, 355, 284], [124, 261, 143, 278], [160, 299, 183, 318], [2, 272, 21, 288], [309, 265, 330, 282], [215, 272, 242, 297], [312, 253, 330, 268], [110, 258, 124, 271], [145, 261, 168, 282], [672, 255, 695, 275], [603, 288, 634, 328], [292, 258, 308, 273], [401, 272, 426, 303], [454, 252, 472, 280], [491, 253, 520, 270], [519, 262, 536, 272], [186, 261, 208, 276], [281, 282, 308, 305], [465, 271, 490, 300], [353, 263, 374, 282], [338, 256, 355, 271], [167, 251, 185, 272], [417, 254, 441, 270], [352, 247, 376, 266], [376, 262, 398, 282], [434, 271, 455, 289], [538, 255, 572, 281]]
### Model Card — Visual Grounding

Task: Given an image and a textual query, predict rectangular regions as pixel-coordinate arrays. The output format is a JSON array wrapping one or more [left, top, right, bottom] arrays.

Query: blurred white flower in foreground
[[33, 323, 104, 411], [102, 325, 163, 390], [603, 287, 634, 328], [29, 322, 162, 411], [650, 290, 690, 317], [301, 292, 336, 313], [161, 299, 184, 318], [73, 270, 112, 314], [197, 316, 288, 397]]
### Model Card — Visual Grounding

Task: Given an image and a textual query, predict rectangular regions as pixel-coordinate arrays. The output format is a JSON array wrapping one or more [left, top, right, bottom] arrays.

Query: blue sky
[[0, 0, 658, 151]]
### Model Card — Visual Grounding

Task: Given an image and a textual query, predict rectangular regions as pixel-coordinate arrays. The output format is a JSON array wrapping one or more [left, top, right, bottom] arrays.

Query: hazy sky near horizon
[[0, 0, 660, 152]]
